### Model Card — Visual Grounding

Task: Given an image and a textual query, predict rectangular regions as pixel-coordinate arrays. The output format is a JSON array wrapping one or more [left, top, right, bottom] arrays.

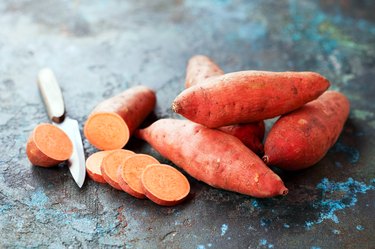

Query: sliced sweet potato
[[141, 164, 190, 206], [117, 154, 160, 199], [84, 86, 156, 150], [100, 149, 135, 190], [86, 151, 113, 184], [26, 123, 73, 167]]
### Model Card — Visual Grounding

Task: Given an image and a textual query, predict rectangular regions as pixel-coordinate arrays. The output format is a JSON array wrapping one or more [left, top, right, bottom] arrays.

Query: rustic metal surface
[[0, 0, 374, 248]]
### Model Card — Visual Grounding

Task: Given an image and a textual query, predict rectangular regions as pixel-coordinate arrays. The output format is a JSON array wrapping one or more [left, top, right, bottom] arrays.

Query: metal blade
[[54, 117, 86, 188]]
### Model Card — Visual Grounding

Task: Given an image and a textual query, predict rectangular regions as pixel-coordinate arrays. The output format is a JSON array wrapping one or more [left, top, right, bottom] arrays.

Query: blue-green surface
[[0, 0, 374, 248]]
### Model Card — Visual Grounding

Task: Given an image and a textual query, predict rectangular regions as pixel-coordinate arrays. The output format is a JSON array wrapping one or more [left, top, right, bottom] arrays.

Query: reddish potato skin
[[185, 55, 224, 88], [173, 71, 330, 128], [263, 91, 350, 170], [218, 122, 265, 155], [136, 119, 288, 198], [26, 135, 60, 167], [185, 56, 265, 154]]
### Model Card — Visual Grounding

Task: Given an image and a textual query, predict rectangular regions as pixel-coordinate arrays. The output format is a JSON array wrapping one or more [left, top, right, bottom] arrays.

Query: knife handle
[[37, 68, 65, 123]]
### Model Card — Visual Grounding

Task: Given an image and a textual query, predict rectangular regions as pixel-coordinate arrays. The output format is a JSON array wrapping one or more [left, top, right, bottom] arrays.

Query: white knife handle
[[37, 68, 65, 123]]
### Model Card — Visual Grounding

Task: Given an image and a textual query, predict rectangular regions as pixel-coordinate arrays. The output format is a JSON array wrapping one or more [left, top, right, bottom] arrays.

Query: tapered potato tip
[[171, 102, 181, 114]]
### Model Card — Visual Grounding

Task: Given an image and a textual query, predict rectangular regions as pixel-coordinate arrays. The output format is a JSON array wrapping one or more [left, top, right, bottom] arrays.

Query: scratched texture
[[0, 0, 374, 248]]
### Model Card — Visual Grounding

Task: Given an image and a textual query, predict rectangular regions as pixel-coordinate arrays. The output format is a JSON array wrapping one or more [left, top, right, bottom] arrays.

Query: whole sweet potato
[[136, 119, 288, 198], [263, 91, 350, 170], [173, 71, 330, 128]]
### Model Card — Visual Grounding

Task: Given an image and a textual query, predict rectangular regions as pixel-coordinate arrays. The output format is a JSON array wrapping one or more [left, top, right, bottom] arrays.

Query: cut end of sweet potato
[[281, 187, 289, 196], [84, 112, 130, 151], [86, 151, 113, 184], [171, 102, 181, 114], [26, 123, 73, 167], [141, 164, 190, 206], [117, 154, 160, 199], [101, 149, 135, 190], [262, 155, 269, 165]]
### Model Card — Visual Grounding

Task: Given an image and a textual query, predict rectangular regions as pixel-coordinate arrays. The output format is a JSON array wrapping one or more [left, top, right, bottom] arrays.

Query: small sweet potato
[[26, 123, 73, 167], [185, 55, 224, 88], [173, 71, 330, 128], [136, 119, 287, 198], [218, 122, 265, 155], [263, 91, 350, 170]]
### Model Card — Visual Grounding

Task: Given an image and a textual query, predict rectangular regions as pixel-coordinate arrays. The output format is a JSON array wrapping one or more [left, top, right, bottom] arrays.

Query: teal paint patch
[[251, 199, 259, 208], [27, 188, 49, 207], [259, 239, 274, 248], [220, 224, 228, 236], [0, 203, 11, 213], [356, 225, 364, 231], [305, 178, 374, 229], [331, 141, 360, 164]]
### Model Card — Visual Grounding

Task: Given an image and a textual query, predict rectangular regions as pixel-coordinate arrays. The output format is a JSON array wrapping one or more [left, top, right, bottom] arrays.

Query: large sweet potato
[[136, 119, 288, 198], [173, 71, 330, 128]]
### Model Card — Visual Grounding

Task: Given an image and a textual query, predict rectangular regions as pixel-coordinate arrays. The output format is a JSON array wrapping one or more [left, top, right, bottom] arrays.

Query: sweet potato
[[136, 119, 288, 198], [26, 123, 73, 167], [101, 149, 135, 190], [185, 55, 265, 155], [263, 91, 350, 170], [84, 86, 156, 150], [117, 154, 160, 199], [86, 151, 113, 184], [218, 122, 265, 155], [173, 71, 330, 128], [141, 164, 190, 206], [185, 55, 224, 88]]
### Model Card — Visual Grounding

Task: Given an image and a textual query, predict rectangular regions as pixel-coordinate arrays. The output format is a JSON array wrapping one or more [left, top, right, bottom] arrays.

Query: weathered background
[[0, 0, 374, 248]]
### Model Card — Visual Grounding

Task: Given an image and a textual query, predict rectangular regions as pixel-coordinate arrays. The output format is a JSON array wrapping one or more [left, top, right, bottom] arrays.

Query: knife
[[37, 68, 86, 188]]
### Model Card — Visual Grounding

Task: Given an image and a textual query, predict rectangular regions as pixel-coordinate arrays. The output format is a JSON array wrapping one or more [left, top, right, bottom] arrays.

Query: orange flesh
[[101, 149, 134, 186], [141, 164, 190, 202], [84, 112, 129, 150], [34, 123, 73, 161], [121, 154, 159, 195], [86, 151, 112, 175]]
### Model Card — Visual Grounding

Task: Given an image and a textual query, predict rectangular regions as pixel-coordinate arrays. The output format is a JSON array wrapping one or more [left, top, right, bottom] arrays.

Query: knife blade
[[37, 68, 86, 188]]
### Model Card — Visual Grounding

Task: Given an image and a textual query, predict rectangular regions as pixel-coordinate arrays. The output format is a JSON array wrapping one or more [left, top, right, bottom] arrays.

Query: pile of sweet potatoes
[[26, 55, 350, 206]]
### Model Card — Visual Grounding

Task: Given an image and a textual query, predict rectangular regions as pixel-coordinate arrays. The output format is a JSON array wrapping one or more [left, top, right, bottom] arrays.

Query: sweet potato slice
[[141, 164, 190, 206], [26, 123, 73, 167], [86, 151, 113, 184], [117, 154, 160, 199], [100, 149, 135, 190]]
